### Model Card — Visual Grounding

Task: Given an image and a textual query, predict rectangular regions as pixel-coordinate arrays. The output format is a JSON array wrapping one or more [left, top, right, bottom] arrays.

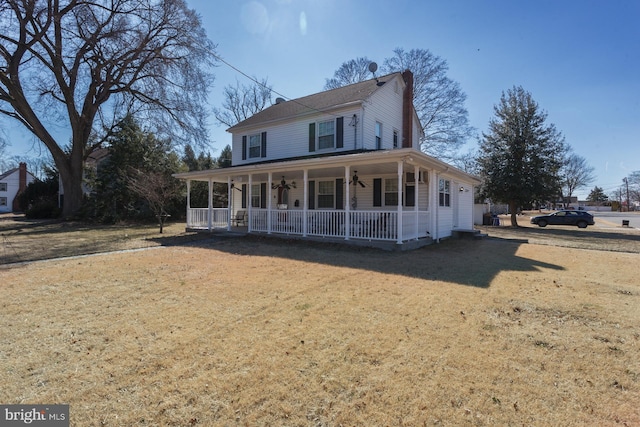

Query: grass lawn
[[0, 217, 639, 425]]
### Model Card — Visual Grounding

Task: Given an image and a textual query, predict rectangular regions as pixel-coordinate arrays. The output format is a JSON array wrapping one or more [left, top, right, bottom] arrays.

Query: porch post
[[429, 170, 438, 241], [207, 178, 213, 232], [267, 173, 273, 234], [414, 165, 420, 240], [248, 174, 253, 232], [227, 176, 232, 231], [344, 165, 350, 240], [186, 180, 191, 228], [397, 161, 403, 244], [303, 169, 308, 237]]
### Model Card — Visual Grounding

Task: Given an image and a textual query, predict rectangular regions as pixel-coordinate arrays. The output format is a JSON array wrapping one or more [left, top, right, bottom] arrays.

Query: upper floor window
[[317, 180, 334, 208], [393, 129, 398, 149], [439, 179, 450, 207], [0, 183, 7, 192], [375, 122, 382, 149], [249, 134, 261, 158], [318, 120, 335, 150]]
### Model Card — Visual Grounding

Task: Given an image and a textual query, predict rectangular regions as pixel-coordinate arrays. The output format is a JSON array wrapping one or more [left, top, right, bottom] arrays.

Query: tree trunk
[[509, 200, 519, 227], [57, 155, 85, 219]]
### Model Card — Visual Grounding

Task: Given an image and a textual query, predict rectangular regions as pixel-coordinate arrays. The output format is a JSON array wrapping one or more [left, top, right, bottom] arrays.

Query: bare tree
[[127, 168, 183, 233], [213, 78, 273, 128], [324, 57, 374, 90], [0, 0, 217, 217], [325, 48, 474, 160], [559, 152, 595, 208]]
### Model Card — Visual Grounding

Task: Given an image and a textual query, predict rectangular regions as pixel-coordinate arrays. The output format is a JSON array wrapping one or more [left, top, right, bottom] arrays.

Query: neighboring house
[[174, 71, 481, 249], [0, 163, 36, 213], [58, 147, 110, 208]]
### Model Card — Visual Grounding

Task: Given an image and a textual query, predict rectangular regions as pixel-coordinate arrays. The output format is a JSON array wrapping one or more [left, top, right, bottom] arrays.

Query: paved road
[[591, 211, 640, 230]]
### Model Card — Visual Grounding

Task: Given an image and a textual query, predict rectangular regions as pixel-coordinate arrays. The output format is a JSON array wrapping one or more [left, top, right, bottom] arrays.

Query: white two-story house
[[0, 163, 35, 213], [174, 71, 480, 249]]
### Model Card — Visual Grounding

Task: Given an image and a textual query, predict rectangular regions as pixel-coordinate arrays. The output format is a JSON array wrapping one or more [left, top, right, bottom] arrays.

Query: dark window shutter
[[309, 123, 316, 152], [260, 182, 267, 208], [261, 132, 267, 158], [241, 184, 247, 208], [373, 178, 382, 207], [336, 117, 344, 148], [405, 185, 415, 207], [335, 178, 344, 210], [242, 136, 247, 160], [308, 180, 315, 210]]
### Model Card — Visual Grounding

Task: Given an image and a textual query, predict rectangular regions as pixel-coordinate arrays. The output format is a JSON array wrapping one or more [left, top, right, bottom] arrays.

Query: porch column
[[397, 161, 404, 244], [248, 174, 253, 232], [344, 165, 350, 240], [429, 169, 438, 241], [227, 176, 232, 231], [303, 169, 308, 237], [186, 180, 191, 227], [414, 165, 420, 240], [267, 173, 273, 234], [207, 178, 213, 232]]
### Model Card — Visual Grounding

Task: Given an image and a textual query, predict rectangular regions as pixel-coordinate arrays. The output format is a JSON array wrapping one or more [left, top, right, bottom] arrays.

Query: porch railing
[[186, 208, 430, 242]]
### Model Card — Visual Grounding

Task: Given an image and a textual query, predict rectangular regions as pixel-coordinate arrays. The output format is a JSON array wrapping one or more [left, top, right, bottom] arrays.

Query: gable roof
[[227, 72, 405, 132]]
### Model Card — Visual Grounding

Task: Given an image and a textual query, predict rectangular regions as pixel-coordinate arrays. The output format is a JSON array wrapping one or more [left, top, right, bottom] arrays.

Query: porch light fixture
[[349, 114, 358, 126], [459, 186, 465, 192]]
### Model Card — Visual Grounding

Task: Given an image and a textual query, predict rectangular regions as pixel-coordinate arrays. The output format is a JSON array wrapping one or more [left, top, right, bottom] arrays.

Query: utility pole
[[623, 177, 630, 212]]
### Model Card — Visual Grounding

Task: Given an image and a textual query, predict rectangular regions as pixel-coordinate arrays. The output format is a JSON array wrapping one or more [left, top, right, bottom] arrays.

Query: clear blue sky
[[5, 0, 639, 199]]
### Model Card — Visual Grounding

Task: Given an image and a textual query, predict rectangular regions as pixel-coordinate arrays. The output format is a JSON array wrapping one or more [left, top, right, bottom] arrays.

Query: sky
[[4, 0, 639, 199]]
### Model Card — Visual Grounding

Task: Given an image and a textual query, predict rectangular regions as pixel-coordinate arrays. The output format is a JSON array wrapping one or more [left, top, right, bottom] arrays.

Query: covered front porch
[[175, 149, 462, 247]]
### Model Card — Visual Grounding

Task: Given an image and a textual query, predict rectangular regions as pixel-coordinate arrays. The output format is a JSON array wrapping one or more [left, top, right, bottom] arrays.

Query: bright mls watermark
[[0, 405, 68, 426]]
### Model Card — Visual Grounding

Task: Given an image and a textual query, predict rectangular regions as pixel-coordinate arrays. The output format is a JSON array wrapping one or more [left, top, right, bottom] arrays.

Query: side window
[[439, 179, 450, 207], [0, 183, 7, 191], [375, 122, 382, 149], [393, 129, 398, 149], [0, 197, 7, 206]]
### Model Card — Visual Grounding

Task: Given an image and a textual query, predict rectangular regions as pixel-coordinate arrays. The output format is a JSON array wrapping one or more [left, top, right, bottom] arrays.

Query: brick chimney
[[12, 162, 28, 212], [401, 70, 414, 148]]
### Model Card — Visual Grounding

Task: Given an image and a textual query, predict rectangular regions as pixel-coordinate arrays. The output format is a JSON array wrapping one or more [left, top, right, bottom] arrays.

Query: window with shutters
[[439, 179, 450, 207], [248, 134, 261, 158], [318, 120, 335, 150], [384, 179, 398, 206], [317, 181, 334, 208], [251, 184, 261, 208]]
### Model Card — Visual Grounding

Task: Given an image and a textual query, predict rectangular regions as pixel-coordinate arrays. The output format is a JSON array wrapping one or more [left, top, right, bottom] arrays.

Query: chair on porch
[[232, 210, 247, 226]]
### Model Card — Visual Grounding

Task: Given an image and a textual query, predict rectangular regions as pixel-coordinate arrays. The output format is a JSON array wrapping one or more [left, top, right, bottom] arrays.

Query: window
[[249, 134, 261, 158], [384, 179, 398, 206], [0, 182, 7, 191], [439, 179, 450, 207], [0, 197, 6, 206], [375, 122, 382, 149], [318, 120, 335, 149], [251, 184, 260, 208], [317, 181, 334, 208], [393, 129, 398, 148]]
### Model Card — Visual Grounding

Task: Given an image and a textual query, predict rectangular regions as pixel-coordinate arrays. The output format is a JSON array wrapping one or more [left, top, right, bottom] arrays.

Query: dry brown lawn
[[1, 215, 639, 426]]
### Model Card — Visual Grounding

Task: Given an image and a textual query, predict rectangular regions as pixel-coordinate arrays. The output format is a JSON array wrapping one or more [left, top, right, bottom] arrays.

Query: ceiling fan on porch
[[272, 176, 296, 190], [349, 171, 367, 188]]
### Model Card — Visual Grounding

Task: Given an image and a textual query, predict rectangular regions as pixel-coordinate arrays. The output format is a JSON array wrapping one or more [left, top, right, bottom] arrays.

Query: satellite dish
[[368, 62, 378, 73]]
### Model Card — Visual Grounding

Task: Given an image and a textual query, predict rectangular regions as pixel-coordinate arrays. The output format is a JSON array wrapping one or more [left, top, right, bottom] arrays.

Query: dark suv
[[530, 210, 595, 228]]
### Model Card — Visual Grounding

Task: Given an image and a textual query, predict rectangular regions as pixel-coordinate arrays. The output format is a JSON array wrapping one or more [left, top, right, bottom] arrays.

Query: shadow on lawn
[[152, 233, 564, 289]]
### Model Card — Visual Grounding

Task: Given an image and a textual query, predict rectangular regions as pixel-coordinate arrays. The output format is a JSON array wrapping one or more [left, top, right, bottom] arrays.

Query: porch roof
[[173, 148, 481, 184]]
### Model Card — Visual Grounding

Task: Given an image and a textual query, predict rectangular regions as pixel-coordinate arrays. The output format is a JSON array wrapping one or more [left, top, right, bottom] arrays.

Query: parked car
[[530, 210, 594, 228]]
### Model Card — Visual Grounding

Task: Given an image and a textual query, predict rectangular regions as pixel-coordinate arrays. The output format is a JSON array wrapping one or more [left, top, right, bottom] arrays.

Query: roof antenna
[[368, 62, 380, 84]]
